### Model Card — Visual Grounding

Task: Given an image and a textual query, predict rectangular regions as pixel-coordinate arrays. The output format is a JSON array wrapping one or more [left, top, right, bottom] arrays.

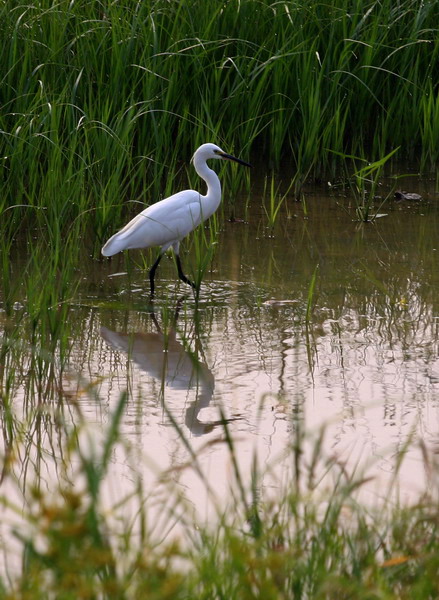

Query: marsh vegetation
[[1, 0, 439, 597]]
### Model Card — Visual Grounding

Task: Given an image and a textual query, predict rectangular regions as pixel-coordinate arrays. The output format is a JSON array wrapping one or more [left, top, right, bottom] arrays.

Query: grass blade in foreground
[[1, 391, 439, 598]]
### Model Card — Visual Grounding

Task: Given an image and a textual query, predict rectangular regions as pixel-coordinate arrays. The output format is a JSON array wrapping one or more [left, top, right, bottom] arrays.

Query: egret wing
[[101, 190, 203, 255]]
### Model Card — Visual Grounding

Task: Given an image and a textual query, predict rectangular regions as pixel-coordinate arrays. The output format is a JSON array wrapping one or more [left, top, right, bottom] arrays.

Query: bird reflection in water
[[101, 297, 239, 435]]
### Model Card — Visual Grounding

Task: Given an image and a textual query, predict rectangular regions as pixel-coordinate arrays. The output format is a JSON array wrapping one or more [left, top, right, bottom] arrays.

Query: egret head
[[192, 143, 251, 168]]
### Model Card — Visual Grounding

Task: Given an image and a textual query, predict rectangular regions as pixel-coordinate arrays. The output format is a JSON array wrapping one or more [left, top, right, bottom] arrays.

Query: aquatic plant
[[0, 3, 438, 593], [262, 173, 294, 231], [187, 217, 220, 294], [1, 386, 439, 598], [333, 147, 400, 222], [0, 0, 437, 240]]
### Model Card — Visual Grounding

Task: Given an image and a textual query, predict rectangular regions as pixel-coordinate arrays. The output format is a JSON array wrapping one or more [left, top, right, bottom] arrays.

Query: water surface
[[2, 181, 439, 557]]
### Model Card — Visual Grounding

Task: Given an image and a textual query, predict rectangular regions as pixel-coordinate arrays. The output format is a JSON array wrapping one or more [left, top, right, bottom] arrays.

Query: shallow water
[[96, 186, 439, 501], [2, 180, 439, 558]]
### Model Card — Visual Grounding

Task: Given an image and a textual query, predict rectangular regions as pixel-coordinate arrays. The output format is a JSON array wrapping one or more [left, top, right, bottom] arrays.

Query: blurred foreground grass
[[0, 391, 438, 599]]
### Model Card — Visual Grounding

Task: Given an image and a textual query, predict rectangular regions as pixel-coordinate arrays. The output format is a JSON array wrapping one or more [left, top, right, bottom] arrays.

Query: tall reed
[[0, 0, 437, 240]]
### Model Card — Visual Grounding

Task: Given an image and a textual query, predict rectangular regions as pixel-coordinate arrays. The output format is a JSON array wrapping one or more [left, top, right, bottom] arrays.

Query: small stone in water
[[394, 190, 422, 201]]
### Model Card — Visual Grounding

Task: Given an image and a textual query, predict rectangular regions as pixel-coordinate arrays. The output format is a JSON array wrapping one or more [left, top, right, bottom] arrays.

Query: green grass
[[1, 391, 439, 599], [261, 173, 294, 230], [331, 146, 400, 222], [0, 3, 439, 595], [0, 0, 438, 241]]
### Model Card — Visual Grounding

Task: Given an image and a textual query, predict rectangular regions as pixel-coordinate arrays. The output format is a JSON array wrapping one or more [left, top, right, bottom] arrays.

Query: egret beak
[[218, 151, 252, 168]]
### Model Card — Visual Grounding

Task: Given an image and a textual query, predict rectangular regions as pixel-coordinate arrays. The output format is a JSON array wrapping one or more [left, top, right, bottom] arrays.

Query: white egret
[[102, 143, 251, 295]]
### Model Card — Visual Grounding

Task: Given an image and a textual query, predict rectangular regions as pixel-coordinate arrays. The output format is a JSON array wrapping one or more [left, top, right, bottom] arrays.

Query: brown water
[[2, 181, 439, 562]]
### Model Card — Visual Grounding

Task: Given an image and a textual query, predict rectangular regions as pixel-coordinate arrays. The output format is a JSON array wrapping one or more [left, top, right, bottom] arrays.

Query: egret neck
[[192, 150, 222, 220]]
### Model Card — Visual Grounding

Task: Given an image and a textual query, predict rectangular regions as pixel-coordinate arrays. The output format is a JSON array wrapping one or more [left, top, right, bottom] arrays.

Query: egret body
[[102, 143, 251, 294]]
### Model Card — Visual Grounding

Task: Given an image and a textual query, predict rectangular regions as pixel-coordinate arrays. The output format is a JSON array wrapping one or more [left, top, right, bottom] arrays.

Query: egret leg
[[149, 253, 163, 296], [175, 255, 196, 289]]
